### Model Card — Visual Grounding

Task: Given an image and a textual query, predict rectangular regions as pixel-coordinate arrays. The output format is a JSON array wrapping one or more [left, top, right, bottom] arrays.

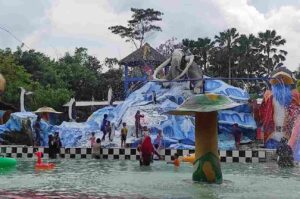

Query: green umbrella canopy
[[168, 94, 242, 115]]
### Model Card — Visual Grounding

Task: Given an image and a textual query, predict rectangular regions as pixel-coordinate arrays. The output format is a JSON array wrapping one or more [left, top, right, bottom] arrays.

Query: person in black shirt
[[276, 137, 294, 167], [34, 115, 42, 146], [48, 135, 56, 159]]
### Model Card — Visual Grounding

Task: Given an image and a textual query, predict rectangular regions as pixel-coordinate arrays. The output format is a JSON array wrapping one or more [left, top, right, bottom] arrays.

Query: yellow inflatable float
[[182, 153, 195, 164]]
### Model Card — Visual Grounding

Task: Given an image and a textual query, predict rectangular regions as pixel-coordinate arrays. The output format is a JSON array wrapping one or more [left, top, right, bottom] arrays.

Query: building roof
[[119, 43, 166, 67]]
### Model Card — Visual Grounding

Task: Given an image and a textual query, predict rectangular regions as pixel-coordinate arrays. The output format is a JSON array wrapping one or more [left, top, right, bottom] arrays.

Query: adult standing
[[139, 135, 160, 166], [135, 110, 144, 138], [48, 134, 57, 159], [54, 132, 62, 156], [101, 114, 109, 141], [33, 115, 42, 146]]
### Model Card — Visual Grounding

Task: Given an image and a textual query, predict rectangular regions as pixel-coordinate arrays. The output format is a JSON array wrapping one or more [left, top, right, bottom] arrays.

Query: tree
[[99, 68, 124, 100], [0, 49, 72, 110], [258, 30, 287, 73], [182, 37, 215, 73], [109, 8, 163, 49], [236, 34, 262, 76], [104, 57, 119, 69], [0, 49, 32, 106], [28, 84, 72, 111], [215, 28, 240, 81], [57, 50, 99, 101], [208, 46, 229, 77], [156, 37, 182, 57]]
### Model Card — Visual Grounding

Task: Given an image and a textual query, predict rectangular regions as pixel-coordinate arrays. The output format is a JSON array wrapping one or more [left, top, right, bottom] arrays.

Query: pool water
[[1, 159, 300, 199]]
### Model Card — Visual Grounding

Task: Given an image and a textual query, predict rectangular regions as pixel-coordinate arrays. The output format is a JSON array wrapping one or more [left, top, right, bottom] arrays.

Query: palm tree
[[258, 30, 287, 73], [215, 28, 240, 82], [182, 38, 215, 73], [236, 34, 261, 77]]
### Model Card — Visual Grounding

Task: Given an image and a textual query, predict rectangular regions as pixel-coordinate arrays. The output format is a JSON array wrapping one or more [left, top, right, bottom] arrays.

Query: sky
[[0, 0, 300, 71]]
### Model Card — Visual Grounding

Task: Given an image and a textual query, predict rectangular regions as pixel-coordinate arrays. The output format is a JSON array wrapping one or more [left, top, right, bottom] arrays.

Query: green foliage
[[297, 80, 300, 93], [28, 85, 72, 111], [258, 30, 287, 73], [0, 49, 32, 105], [156, 37, 181, 58], [0, 46, 123, 112], [99, 68, 124, 100], [179, 28, 288, 80], [109, 8, 163, 49], [182, 37, 214, 73]]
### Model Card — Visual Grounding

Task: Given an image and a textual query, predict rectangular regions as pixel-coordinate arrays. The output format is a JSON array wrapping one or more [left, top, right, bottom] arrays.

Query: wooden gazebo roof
[[119, 43, 166, 67]]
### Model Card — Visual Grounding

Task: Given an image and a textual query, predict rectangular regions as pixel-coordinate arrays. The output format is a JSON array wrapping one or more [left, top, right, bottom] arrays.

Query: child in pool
[[92, 138, 101, 159], [90, 132, 96, 147], [167, 153, 180, 167], [120, 122, 128, 148]]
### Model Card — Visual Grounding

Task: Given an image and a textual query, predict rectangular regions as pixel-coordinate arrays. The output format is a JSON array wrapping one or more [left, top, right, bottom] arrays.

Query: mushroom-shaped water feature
[[168, 94, 242, 184]]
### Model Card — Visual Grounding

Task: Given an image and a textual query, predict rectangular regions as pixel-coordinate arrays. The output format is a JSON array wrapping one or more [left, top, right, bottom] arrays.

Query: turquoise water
[[1, 159, 300, 198]]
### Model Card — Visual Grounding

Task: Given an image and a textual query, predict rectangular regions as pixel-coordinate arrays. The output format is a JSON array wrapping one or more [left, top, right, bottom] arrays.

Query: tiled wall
[[0, 146, 270, 163]]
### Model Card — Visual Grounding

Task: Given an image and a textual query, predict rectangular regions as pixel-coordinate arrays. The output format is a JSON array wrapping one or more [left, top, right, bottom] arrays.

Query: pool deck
[[0, 145, 277, 163]]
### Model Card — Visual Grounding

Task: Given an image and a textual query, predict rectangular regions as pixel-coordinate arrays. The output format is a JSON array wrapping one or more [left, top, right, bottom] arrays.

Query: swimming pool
[[0, 159, 300, 199]]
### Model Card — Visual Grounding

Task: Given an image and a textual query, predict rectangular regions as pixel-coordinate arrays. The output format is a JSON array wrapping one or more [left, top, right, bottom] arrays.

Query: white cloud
[[24, 0, 136, 61], [214, 0, 300, 70], [3, 0, 300, 71]]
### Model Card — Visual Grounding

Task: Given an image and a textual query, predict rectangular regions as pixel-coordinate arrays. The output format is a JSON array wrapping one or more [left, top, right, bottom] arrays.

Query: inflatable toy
[[0, 156, 16, 169], [182, 153, 195, 164], [34, 152, 55, 170], [169, 94, 241, 184]]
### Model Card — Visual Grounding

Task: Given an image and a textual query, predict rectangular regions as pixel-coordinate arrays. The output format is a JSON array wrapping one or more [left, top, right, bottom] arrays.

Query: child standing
[[92, 138, 101, 159], [121, 122, 128, 148], [106, 121, 112, 141], [101, 114, 108, 141], [90, 132, 96, 147]]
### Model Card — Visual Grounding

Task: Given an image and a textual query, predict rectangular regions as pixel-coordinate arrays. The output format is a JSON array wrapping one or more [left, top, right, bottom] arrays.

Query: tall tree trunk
[[229, 57, 232, 85], [267, 51, 270, 74]]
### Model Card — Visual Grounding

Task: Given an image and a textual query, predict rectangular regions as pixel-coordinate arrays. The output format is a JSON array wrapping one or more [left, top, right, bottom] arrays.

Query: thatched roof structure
[[119, 43, 166, 67]]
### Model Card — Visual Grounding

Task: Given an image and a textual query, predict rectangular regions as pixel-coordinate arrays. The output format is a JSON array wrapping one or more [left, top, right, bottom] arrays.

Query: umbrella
[[34, 107, 62, 114]]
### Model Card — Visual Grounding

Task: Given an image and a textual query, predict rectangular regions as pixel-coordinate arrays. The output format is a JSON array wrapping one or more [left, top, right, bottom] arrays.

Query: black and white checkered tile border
[[0, 146, 271, 163]]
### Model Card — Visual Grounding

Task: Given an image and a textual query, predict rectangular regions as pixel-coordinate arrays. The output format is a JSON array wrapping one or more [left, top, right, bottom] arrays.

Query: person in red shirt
[[135, 110, 144, 138], [138, 135, 160, 166]]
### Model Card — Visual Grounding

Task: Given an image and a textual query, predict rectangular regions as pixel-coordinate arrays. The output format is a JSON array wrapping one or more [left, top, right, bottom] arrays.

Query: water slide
[[0, 79, 256, 149]]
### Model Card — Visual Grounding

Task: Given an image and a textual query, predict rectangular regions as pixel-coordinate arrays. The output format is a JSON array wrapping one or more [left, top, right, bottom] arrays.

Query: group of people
[[232, 122, 295, 167], [137, 128, 179, 167], [90, 132, 102, 159]]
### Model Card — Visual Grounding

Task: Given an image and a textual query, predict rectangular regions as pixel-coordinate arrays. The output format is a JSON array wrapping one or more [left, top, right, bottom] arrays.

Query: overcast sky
[[0, 0, 300, 71]]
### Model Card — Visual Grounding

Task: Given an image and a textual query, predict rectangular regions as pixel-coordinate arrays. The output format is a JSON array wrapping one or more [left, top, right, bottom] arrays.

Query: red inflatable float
[[35, 152, 55, 170]]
